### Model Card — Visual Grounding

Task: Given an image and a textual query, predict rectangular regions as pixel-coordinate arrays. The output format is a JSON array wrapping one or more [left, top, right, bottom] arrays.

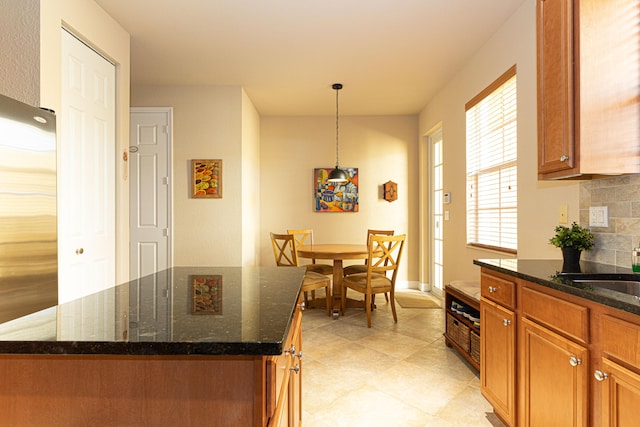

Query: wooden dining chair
[[270, 232, 332, 316], [287, 229, 333, 276], [341, 234, 406, 327], [343, 229, 394, 302]]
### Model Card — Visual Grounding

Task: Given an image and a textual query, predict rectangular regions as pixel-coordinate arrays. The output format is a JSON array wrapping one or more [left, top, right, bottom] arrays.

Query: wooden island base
[[0, 355, 266, 426]]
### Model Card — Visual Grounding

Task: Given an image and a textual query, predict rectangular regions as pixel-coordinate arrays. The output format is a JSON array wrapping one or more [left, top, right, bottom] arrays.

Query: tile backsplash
[[580, 175, 640, 267]]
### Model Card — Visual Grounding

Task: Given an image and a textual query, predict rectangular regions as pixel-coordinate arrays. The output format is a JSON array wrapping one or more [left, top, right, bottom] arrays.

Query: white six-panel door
[[59, 29, 116, 304], [129, 108, 172, 279]]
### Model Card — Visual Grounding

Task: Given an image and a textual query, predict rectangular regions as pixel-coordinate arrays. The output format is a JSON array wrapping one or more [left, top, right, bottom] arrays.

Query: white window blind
[[466, 66, 517, 253]]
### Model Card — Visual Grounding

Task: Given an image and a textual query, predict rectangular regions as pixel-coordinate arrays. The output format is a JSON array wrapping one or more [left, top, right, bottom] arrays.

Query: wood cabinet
[[480, 270, 517, 426], [481, 297, 516, 426], [521, 317, 588, 426], [519, 286, 589, 425], [537, 0, 640, 179], [267, 301, 303, 427], [480, 266, 640, 426], [596, 314, 640, 426]]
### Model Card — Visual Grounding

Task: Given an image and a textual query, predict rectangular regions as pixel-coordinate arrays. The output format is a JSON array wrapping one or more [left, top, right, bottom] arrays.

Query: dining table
[[297, 243, 375, 316]]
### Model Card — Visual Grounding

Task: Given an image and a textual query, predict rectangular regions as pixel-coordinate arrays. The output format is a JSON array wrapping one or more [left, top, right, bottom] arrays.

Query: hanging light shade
[[327, 83, 348, 184]]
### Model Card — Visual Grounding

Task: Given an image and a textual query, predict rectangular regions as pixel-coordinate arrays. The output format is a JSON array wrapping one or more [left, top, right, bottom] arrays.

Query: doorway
[[129, 108, 172, 279], [58, 28, 116, 303]]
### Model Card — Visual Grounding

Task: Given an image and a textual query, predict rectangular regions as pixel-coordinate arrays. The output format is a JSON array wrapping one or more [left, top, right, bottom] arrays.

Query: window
[[466, 66, 517, 253]]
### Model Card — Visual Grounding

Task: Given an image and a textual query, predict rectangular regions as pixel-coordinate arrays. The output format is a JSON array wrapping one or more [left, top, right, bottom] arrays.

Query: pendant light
[[327, 83, 349, 184]]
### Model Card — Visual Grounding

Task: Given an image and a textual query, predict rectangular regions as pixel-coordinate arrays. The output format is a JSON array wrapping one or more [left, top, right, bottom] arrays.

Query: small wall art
[[313, 167, 359, 212], [192, 159, 222, 198], [191, 275, 222, 315]]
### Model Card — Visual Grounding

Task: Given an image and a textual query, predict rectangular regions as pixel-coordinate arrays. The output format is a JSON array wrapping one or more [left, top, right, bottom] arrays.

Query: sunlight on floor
[[300, 289, 505, 427]]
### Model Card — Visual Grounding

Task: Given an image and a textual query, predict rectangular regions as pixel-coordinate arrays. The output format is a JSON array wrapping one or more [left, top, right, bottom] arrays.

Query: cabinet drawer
[[481, 272, 516, 309], [601, 314, 640, 367], [521, 286, 588, 344]]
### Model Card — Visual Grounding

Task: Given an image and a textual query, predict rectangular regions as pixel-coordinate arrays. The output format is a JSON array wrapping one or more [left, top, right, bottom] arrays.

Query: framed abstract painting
[[313, 167, 359, 212]]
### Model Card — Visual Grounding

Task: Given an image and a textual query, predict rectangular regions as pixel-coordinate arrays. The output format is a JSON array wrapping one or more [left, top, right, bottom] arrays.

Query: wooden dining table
[[297, 243, 374, 316]]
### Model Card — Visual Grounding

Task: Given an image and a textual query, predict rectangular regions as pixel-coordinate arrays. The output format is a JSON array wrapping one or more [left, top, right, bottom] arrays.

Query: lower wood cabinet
[[598, 357, 640, 426], [480, 267, 640, 427], [267, 302, 302, 427], [480, 297, 516, 426], [521, 317, 588, 427]]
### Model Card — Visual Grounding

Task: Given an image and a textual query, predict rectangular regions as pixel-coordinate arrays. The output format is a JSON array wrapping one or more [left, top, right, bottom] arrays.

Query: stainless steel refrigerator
[[0, 93, 57, 323]]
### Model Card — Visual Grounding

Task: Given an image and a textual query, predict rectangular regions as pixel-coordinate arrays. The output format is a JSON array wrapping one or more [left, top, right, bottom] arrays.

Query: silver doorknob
[[594, 370, 609, 381], [569, 356, 582, 367], [75, 248, 84, 255]]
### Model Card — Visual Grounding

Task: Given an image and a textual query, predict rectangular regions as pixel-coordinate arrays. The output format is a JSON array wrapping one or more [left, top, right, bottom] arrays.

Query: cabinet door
[[288, 307, 302, 427], [599, 358, 640, 427], [537, 0, 576, 177], [521, 318, 588, 427], [481, 297, 516, 426]]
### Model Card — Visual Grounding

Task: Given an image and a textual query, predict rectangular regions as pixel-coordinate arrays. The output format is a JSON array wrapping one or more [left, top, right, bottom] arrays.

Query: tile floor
[[300, 289, 505, 427]]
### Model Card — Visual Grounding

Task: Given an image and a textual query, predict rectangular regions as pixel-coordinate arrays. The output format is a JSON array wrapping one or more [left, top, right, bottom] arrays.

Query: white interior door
[[59, 29, 116, 303], [129, 108, 172, 279]]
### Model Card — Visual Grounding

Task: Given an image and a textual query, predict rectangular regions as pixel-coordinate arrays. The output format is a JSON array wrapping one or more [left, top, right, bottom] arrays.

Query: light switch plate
[[589, 206, 609, 227], [559, 205, 568, 224]]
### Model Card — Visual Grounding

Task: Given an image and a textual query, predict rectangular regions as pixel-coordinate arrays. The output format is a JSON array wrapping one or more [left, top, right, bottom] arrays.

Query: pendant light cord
[[333, 83, 342, 169]]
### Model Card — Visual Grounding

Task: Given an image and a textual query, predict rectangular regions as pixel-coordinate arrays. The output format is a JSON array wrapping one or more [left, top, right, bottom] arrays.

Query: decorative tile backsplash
[[580, 175, 640, 267]]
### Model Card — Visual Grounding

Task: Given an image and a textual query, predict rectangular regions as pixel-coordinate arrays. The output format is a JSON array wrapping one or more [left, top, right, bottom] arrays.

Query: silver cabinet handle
[[560, 155, 569, 162], [488, 286, 497, 293], [569, 356, 582, 367], [594, 370, 609, 381], [290, 365, 300, 374], [75, 248, 84, 255], [503, 319, 512, 326]]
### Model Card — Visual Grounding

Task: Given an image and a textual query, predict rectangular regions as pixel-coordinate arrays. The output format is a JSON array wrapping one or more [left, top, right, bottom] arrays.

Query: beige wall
[[419, 0, 580, 284], [241, 89, 262, 265], [259, 115, 419, 286], [40, 0, 131, 283], [0, 0, 40, 105], [132, 85, 251, 266]]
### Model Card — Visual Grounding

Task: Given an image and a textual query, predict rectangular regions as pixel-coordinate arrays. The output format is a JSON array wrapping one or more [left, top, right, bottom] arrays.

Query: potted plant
[[549, 222, 595, 267]]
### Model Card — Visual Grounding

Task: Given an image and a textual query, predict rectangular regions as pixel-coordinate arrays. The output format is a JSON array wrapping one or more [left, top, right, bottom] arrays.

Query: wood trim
[[465, 65, 517, 110]]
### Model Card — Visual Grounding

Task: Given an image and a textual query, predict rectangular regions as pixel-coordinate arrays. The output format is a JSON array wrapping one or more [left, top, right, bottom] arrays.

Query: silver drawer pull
[[290, 364, 300, 374], [594, 370, 609, 382], [502, 319, 511, 326], [488, 286, 497, 293], [560, 155, 569, 162], [569, 356, 582, 367]]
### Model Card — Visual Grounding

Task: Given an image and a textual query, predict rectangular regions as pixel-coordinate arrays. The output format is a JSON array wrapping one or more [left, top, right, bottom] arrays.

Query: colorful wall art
[[314, 167, 359, 212], [192, 159, 222, 198]]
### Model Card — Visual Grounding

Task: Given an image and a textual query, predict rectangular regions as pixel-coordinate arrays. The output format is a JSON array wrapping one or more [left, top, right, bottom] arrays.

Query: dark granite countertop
[[0, 266, 305, 356], [473, 259, 640, 316]]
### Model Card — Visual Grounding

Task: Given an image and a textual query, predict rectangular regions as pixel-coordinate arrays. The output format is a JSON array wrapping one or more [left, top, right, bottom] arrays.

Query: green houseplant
[[549, 222, 595, 268]]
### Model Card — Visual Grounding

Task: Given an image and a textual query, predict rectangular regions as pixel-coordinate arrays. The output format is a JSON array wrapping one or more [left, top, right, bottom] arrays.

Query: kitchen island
[[0, 266, 305, 427]]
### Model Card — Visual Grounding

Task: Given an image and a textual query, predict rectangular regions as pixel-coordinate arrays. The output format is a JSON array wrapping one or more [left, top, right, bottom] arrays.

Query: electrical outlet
[[559, 205, 568, 224], [589, 206, 609, 227]]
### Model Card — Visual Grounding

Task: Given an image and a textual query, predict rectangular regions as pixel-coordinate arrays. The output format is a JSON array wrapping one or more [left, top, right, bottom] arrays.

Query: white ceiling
[[94, 0, 527, 116]]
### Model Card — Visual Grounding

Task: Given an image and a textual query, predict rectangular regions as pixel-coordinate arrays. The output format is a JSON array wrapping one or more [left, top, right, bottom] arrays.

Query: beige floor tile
[[300, 291, 505, 427]]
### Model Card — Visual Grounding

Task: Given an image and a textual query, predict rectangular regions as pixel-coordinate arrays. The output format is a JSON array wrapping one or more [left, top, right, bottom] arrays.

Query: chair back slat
[[286, 229, 314, 250], [368, 234, 406, 282], [270, 232, 299, 267], [365, 229, 394, 266]]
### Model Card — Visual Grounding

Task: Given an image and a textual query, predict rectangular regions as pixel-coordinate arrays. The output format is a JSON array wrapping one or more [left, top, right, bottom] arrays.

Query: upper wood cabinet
[[537, 0, 640, 179]]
